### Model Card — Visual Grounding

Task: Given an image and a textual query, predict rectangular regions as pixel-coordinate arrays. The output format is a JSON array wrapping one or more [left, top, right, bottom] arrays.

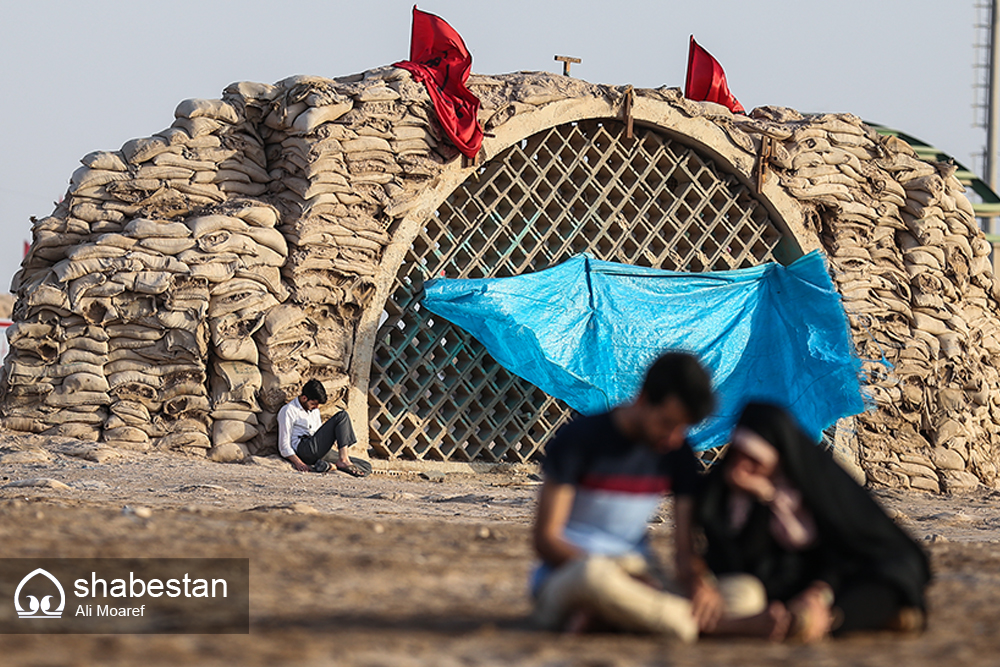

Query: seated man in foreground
[[531, 351, 737, 641], [277, 379, 367, 477]]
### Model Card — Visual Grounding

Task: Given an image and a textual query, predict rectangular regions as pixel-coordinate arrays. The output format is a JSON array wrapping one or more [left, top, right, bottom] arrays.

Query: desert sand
[[0, 432, 999, 666]]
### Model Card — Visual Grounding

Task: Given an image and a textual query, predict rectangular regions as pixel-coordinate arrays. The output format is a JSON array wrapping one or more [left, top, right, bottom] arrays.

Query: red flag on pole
[[394, 6, 484, 159], [684, 36, 745, 114]]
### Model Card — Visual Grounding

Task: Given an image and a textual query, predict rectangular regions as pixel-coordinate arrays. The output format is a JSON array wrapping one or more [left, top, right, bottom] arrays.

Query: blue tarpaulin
[[421, 251, 864, 452]]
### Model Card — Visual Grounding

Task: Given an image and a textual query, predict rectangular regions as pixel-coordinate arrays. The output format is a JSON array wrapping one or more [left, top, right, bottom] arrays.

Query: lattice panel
[[370, 119, 784, 463]]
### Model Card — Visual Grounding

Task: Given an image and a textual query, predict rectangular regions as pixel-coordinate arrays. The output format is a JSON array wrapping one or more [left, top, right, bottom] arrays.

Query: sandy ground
[[1, 432, 999, 666]]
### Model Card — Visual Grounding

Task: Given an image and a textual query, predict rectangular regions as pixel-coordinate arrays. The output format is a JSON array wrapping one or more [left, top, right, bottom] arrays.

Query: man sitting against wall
[[277, 379, 368, 477]]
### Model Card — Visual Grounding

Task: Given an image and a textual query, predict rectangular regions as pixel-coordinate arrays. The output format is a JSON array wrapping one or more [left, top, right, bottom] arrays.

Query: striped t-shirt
[[541, 410, 699, 558]]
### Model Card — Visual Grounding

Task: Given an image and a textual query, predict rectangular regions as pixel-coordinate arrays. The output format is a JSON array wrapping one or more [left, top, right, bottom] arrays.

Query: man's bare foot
[[787, 595, 833, 643]]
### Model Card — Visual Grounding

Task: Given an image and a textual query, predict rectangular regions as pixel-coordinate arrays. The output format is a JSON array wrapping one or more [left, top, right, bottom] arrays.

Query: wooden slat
[[369, 120, 783, 463]]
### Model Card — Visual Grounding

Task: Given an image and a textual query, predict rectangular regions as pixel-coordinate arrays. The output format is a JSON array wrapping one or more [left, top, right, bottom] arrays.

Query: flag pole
[[987, 0, 999, 232]]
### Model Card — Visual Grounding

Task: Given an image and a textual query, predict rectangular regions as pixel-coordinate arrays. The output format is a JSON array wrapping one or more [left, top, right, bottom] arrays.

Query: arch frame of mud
[[346, 95, 818, 455]]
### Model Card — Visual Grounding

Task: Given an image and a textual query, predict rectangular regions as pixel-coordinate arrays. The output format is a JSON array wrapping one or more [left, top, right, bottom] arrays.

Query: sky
[[0, 0, 985, 292]]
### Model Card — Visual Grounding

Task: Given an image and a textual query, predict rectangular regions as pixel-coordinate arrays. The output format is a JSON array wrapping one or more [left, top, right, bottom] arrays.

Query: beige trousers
[[531, 554, 766, 642]]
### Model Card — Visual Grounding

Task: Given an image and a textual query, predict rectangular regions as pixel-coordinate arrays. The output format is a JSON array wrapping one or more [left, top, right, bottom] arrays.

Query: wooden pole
[[554, 55, 581, 76], [987, 0, 999, 231]]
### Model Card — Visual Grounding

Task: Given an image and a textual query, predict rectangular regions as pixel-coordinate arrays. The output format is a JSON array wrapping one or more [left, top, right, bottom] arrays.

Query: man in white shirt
[[277, 379, 367, 477]]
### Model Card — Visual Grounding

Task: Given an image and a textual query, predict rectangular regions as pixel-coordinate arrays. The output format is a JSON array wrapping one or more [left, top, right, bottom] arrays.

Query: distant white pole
[[988, 0, 1000, 231]]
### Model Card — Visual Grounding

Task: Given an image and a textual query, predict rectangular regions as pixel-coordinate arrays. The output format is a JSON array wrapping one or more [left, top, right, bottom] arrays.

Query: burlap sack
[[211, 360, 262, 410], [215, 337, 259, 363], [212, 419, 259, 444], [62, 372, 111, 393], [43, 423, 101, 440], [103, 426, 151, 444], [45, 389, 110, 408], [109, 400, 152, 424], [157, 431, 212, 450]]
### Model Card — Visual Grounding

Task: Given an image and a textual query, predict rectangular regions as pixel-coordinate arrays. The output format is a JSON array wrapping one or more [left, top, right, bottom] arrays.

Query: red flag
[[394, 6, 484, 159], [684, 36, 745, 114]]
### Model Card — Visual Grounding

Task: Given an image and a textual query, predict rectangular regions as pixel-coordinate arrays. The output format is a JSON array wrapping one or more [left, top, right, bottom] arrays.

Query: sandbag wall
[[0, 68, 450, 459], [737, 107, 1000, 493], [3, 67, 1000, 491]]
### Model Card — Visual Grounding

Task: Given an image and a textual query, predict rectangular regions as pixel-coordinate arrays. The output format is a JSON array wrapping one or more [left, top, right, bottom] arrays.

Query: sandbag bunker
[[1, 70, 424, 460], [2, 64, 1000, 493]]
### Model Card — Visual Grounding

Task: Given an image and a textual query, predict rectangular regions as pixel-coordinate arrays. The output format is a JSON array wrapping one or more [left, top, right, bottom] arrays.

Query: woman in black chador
[[696, 403, 930, 642]]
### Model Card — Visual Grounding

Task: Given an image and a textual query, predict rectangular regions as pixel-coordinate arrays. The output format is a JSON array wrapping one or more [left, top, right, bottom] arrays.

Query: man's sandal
[[337, 462, 368, 478]]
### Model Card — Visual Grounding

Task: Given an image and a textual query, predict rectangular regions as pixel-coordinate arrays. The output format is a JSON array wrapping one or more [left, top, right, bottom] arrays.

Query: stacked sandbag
[[192, 206, 288, 455], [2, 68, 445, 458], [76, 220, 196, 452], [1, 310, 108, 441], [243, 69, 442, 448], [64, 96, 247, 230], [1, 91, 284, 455], [1, 316, 59, 432], [741, 109, 1000, 492], [3, 225, 113, 440], [263, 72, 406, 307], [251, 304, 316, 451]]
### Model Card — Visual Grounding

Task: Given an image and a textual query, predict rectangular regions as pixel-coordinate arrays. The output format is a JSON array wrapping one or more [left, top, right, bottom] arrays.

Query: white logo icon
[[14, 568, 65, 619]]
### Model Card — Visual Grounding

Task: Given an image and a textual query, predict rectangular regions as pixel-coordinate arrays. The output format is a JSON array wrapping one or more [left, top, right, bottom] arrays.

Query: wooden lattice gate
[[368, 119, 785, 463]]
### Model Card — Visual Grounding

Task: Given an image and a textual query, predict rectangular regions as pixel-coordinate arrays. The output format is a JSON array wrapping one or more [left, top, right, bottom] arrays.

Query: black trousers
[[295, 410, 357, 465]]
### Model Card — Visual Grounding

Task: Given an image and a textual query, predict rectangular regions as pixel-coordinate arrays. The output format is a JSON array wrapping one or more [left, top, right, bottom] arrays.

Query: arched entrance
[[367, 118, 788, 463]]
